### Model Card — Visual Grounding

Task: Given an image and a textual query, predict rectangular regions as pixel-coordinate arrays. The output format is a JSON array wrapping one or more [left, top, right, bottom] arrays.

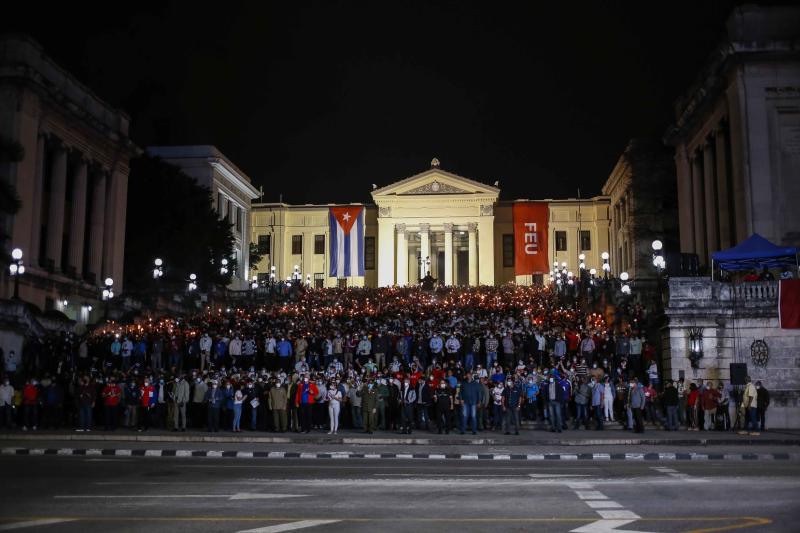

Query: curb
[[1, 433, 797, 447], [2, 447, 798, 461]]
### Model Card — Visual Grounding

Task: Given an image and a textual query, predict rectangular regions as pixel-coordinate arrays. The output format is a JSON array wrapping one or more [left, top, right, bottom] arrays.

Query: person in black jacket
[[663, 380, 679, 431], [756, 381, 770, 432]]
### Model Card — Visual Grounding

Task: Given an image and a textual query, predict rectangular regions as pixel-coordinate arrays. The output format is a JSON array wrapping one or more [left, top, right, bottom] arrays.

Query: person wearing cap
[[268, 380, 288, 432], [359, 379, 379, 434]]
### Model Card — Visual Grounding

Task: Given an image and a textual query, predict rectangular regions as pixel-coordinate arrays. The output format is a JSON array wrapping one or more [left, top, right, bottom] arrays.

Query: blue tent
[[712, 233, 798, 271]]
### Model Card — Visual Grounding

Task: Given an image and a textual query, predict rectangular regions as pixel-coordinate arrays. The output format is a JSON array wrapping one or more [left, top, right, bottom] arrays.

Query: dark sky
[[4, 1, 739, 204]]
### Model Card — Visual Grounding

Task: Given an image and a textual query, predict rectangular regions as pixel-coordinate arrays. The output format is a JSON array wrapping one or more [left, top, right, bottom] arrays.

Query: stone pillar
[[468, 222, 478, 286], [478, 204, 495, 285], [675, 144, 695, 254], [102, 171, 116, 280], [68, 156, 88, 277], [702, 140, 719, 257], [29, 134, 46, 266], [88, 170, 107, 285], [377, 217, 395, 287], [715, 124, 732, 250], [690, 152, 707, 263], [396, 224, 408, 286], [419, 224, 431, 277], [46, 141, 68, 271], [443, 223, 453, 286]]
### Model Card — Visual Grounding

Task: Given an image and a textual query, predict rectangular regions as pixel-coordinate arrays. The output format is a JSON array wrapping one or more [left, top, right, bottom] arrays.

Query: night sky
[[4, 1, 739, 204]]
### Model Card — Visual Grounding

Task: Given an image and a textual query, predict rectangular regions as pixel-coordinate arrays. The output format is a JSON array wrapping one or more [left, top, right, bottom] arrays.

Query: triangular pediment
[[371, 168, 500, 198]]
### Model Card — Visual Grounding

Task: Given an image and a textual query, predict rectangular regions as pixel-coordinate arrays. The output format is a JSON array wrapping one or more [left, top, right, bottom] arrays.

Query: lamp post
[[152, 258, 164, 280], [8, 247, 25, 299], [219, 258, 229, 276], [102, 277, 114, 319], [187, 273, 197, 292], [419, 255, 431, 278], [292, 264, 300, 283], [601, 251, 610, 279]]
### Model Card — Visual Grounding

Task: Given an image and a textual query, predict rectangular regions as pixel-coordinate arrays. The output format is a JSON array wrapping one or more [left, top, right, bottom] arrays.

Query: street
[[0, 454, 797, 532]]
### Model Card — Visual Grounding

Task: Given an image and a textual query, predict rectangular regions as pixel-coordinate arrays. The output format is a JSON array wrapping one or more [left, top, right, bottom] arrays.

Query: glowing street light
[[188, 273, 198, 291], [153, 257, 164, 279], [219, 258, 229, 276], [102, 277, 114, 300], [8, 247, 25, 299]]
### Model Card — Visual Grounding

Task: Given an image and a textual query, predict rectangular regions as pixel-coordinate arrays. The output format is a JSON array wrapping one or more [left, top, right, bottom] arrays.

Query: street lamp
[[188, 273, 197, 292], [305, 273, 311, 287], [219, 258, 229, 276], [102, 277, 114, 300], [251, 275, 259, 290], [8, 247, 25, 299], [292, 264, 300, 282], [153, 257, 164, 279]]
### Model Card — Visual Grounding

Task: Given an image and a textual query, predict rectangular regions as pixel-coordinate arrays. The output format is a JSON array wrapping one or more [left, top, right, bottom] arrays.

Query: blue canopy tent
[[711, 233, 798, 274]]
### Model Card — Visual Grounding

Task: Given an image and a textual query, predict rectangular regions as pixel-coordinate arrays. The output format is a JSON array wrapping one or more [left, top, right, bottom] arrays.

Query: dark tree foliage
[[124, 155, 234, 292], [249, 242, 265, 273]]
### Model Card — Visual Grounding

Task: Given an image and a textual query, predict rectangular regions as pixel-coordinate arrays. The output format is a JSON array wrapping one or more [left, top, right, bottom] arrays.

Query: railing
[[666, 278, 778, 314], [727, 281, 778, 301]]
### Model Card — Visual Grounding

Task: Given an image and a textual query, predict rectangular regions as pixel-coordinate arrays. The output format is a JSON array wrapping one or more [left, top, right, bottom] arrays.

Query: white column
[[715, 125, 731, 250], [377, 218, 395, 287], [102, 170, 116, 280], [443, 223, 453, 286], [703, 140, 719, 257], [88, 170, 106, 284], [419, 223, 430, 277], [68, 157, 88, 276], [46, 142, 68, 271], [29, 134, 46, 266], [396, 224, 408, 286], [468, 222, 478, 286], [478, 205, 495, 285]]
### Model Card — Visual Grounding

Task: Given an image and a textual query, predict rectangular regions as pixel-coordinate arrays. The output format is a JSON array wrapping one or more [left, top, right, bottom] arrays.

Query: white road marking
[[236, 520, 341, 533], [584, 500, 623, 509], [575, 490, 608, 500], [596, 510, 641, 520], [0, 519, 77, 531], [571, 519, 649, 533]]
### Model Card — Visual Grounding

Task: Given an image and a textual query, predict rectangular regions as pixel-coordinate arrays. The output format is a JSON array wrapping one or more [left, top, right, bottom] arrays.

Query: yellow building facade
[[250, 161, 610, 287]]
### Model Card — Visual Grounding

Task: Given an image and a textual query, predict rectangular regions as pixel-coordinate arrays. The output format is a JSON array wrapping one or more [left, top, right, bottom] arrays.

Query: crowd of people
[[0, 285, 770, 435]]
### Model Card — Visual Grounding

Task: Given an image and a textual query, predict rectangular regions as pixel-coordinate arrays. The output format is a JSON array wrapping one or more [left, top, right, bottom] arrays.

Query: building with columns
[[0, 35, 137, 321], [251, 159, 610, 287], [146, 145, 260, 289], [664, 4, 800, 268]]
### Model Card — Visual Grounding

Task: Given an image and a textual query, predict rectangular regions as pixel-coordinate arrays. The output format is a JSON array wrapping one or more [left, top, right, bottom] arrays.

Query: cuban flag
[[329, 206, 365, 277]]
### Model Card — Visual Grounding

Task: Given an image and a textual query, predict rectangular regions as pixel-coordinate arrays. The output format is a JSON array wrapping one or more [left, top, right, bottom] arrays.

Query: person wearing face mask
[[399, 379, 416, 434], [502, 378, 522, 435], [204, 380, 222, 432], [629, 378, 646, 433], [138, 378, 156, 432], [326, 382, 343, 434], [268, 380, 288, 432], [295, 375, 319, 433], [459, 373, 481, 435], [432, 380, 452, 434], [0, 377, 15, 429], [359, 379, 379, 434], [190, 377, 208, 429], [172, 375, 190, 432], [755, 381, 770, 433], [21, 378, 40, 431]]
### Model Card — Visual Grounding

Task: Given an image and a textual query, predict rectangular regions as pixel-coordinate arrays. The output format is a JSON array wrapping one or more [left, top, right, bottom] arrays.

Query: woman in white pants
[[326, 384, 342, 435], [603, 377, 615, 421]]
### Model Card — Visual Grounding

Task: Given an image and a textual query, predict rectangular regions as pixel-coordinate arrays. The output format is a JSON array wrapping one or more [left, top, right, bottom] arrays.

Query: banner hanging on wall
[[513, 202, 549, 275]]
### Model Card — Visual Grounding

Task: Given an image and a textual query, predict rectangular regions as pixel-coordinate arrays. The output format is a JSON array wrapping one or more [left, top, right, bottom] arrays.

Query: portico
[[371, 159, 499, 287]]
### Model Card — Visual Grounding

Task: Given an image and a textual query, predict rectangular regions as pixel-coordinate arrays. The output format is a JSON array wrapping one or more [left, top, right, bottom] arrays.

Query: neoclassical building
[[0, 35, 137, 320], [251, 159, 611, 287]]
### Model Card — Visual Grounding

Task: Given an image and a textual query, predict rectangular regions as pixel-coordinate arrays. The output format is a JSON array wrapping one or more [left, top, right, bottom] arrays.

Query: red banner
[[513, 202, 549, 275], [779, 279, 800, 329]]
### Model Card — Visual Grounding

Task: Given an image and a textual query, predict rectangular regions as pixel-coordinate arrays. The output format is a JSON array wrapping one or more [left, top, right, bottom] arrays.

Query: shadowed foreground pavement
[[0, 454, 798, 532]]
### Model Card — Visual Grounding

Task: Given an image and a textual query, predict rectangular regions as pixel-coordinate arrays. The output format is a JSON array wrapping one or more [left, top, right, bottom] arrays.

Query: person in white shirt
[[228, 335, 242, 366], [199, 334, 213, 372], [326, 384, 342, 434], [0, 378, 14, 429]]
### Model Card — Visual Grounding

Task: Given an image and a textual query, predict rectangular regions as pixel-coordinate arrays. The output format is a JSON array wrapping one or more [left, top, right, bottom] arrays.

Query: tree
[[124, 155, 235, 292], [249, 242, 265, 273], [0, 136, 23, 264]]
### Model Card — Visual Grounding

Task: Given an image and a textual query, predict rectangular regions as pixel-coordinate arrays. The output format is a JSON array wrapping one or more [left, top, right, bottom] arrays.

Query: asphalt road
[[0, 455, 798, 532]]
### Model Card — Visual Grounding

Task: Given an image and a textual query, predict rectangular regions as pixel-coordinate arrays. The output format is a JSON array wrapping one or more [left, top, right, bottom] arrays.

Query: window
[[314, 273, 325, 289], [555, 231, 567, 251], [364, 236, 376, 270], [580, 230, 591, 251], [258, 234, 271, 254], [291, 235, 303, 255], [314, 234, 325, 255], [502, 234, 514, 268]]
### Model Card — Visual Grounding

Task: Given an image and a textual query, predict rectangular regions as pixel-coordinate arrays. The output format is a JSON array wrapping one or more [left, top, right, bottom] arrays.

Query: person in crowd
[[573, 376, 590, 430], [502, 377, 522, 435], [205, 380, 222, 432], [268, 379, 288, 432], [22, 378, 39, 431], [295, 375, 318, 433], [101, 376, 121, 431], [232, 384, 246, 432], [173, 374, 190, 432], [629, 378, 645, 433], [360, 378, 379, 434], [663, 380, 679, 431], [590, 376, 603, 430], [76, 376, 96, 432], [686, 382, 700, 431], [138, 377, 155, 432], [399, 377, 416, 434], [326, 381, 342, 434], [756, 381, 770, 432], [701, 381, 721, 431], [0, 376, 13, 429]]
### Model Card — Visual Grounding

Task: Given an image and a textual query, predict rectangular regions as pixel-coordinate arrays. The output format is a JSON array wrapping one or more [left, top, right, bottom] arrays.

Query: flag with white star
[[329, 206, 365, 277]]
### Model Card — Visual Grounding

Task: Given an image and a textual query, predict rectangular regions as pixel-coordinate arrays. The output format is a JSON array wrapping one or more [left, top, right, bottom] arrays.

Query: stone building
[[250, 160, 611, 287], [601, 139, 678, 280], [0, 35, 137, 322], [146, 146, 260, 289], [664, 4, 800, 267]]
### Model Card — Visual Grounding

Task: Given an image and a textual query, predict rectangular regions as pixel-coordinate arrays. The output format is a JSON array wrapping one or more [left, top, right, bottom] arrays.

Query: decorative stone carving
[[751, 339, 769, 367], [395, 223, 406, 234], [480, 204, 494, 216], [431, 157, 441, 168], [467, 222, 478, 232], [403, 181, 467, 195], [378, 206, 391, 218], [419, 223, 430, 234], [443, 223, 453, 232]]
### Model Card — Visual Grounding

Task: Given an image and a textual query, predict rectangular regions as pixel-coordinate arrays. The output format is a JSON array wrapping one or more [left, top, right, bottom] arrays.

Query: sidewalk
[[2, 427, 798, 447]]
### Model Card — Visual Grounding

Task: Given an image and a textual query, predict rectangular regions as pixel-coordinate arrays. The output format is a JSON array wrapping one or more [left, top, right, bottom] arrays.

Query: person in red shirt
[[22, 379, 40, 431], [102, 377, 122, 431], [138, 379, 155, 432], [686, 383, 700, 431], [701, 385, 721, 431], [294, 375, 318, 433]]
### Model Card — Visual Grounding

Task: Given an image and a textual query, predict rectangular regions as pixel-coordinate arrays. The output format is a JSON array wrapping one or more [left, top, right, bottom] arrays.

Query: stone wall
[[661, 278, 800, 428]]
